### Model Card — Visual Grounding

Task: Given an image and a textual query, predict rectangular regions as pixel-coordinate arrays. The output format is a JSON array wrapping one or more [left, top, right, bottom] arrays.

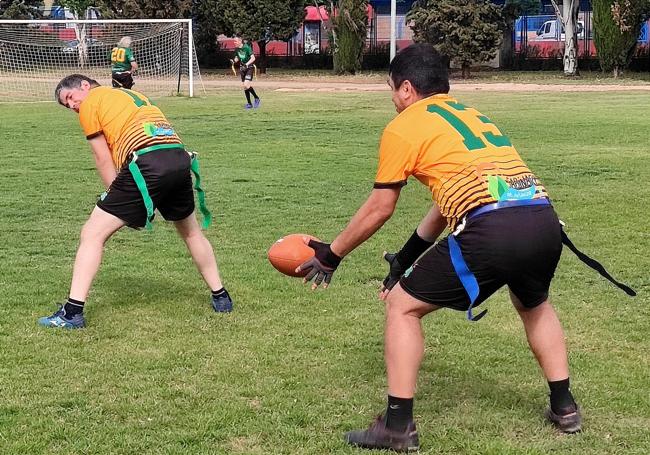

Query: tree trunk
[[551, 0, 580, 76], [562, 0, 580, 76], [461, 62, 470, 79], [257, 40, 267, 74], [500, 26, 514, 70]]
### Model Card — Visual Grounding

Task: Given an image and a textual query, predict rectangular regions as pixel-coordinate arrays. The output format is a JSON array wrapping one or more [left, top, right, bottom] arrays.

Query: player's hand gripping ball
[[268, 234, 320, 277]]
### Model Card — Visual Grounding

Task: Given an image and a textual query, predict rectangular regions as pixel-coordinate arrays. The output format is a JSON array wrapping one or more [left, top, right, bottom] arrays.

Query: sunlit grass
[[0, 89, 647, 454]]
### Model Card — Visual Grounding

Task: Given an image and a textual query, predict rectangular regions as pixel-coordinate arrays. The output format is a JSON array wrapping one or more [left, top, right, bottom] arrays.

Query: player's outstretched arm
[[297, 187, 400, 289]]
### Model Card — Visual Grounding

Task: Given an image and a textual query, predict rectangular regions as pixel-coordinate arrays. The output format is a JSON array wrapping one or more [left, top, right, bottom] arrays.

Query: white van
[[535, 19, 584, 41]]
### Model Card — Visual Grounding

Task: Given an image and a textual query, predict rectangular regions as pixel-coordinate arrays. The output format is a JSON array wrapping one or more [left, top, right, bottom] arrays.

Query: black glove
[[381, 230, 435, 293], [381, 252, 408, 292], [298, 240, 342, 289]]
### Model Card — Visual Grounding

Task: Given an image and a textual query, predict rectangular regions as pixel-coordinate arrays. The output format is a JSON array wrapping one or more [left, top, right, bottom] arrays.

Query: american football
[[267, 234, 320, 277]]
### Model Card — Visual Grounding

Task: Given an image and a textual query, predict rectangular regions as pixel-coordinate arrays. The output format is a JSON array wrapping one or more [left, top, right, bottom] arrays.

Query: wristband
[[395, 230, 434, 268], [319, 244, 342, 268], [310, 240, 343, 268]]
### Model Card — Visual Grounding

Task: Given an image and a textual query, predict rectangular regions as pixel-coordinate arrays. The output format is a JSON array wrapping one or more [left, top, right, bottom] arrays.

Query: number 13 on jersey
[[427, 101, 512, 151]]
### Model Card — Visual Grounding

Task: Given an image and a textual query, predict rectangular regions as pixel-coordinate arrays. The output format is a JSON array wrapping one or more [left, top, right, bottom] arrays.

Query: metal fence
[[513, 13, 650, 71]]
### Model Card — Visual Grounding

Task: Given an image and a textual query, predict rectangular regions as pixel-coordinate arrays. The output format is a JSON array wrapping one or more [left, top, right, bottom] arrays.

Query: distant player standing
[[39, 74, 234, 329], [231, 37, 260, 109], [111, 36, 137, 89]]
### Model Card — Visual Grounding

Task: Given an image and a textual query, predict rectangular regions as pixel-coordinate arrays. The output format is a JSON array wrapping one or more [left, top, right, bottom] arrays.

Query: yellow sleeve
[[78, 95, 102, 140], [373, 128, 416, 188]]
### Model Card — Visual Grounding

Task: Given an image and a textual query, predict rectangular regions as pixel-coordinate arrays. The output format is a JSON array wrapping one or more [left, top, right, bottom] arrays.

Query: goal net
[[0, 19, 204, 102]]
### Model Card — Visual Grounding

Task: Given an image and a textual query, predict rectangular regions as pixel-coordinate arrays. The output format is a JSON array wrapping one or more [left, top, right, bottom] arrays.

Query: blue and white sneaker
[[244, 103, 253, 110], [253, 98, 261, 108], [38, 305, 86, 329], [211, 291, 233, 313]]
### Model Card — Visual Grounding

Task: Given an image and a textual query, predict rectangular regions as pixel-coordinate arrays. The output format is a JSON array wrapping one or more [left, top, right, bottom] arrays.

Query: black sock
[[244, 89, 251, 104], [385, 395, 414, 432], [249, 87, 259, 99], [548, 378, 576, 414], [63, 297, 84, 319], [212, 288, 228, 299]]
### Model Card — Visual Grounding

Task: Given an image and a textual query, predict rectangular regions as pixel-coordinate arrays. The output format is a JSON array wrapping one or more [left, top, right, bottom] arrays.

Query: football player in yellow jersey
[[296, 44, 581, 450], [39, 74, 234, 330]]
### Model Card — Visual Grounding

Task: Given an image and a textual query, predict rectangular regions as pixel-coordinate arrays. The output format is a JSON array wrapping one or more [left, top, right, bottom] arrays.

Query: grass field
[[0, 88, 648, 455]]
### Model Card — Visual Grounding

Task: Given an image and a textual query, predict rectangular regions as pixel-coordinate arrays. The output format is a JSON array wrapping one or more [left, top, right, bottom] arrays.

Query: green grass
[[0, 89, 648, 454]]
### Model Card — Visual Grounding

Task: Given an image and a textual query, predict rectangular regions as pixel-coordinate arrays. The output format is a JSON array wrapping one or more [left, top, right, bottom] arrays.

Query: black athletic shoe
[[545, 405, 582, 433], [344, 415, 419, 452], [211, 292, 233, 313]]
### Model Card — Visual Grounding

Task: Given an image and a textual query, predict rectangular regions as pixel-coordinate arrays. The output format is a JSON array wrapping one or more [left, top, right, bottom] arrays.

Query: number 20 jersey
[[374, 94, 548, 230], [110, 46, 135, 72]]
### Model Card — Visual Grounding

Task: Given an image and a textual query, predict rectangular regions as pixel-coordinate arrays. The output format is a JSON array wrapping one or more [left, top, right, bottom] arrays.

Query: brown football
[[267, 233, 320, 277]]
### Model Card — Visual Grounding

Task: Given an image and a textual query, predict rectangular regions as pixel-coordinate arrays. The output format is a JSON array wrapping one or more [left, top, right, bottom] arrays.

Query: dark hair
[[389, 43, 449, 96], [54, 74, 99, 105]]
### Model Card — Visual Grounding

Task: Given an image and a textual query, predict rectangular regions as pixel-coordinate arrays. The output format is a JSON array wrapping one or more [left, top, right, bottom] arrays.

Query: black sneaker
[[344, 415, 419, 452], [545, 405, 582, 433], [211, 291, 233, 313]]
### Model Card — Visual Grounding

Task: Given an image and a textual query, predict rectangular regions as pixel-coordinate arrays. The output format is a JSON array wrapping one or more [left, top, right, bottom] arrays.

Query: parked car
[[61, 37, 104, 54], [535, 20, 585, 41], [60, 37, 107, 64]]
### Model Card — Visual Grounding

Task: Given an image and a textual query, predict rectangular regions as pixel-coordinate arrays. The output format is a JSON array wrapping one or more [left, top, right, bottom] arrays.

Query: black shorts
[[112, 71, 134, 89], [400, 205, 563, 311], [97, 147, 195, 228], [240, 66, 254, 82]]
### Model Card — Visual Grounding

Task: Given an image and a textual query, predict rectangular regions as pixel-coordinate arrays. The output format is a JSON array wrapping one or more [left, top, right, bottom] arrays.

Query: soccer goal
[[0, 19, 204, 102]]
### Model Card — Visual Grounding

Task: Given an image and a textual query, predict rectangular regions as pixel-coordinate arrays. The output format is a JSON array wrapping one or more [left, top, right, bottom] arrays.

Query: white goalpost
[[0, 19, 204, 102]]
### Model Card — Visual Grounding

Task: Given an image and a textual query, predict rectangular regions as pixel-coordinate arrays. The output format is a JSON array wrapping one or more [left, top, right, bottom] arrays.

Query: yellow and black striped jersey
[[78, 86, 182, 169], [374, 94, 547, 230]]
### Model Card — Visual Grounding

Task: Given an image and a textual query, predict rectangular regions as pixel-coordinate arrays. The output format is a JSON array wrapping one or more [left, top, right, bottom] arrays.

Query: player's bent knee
[[79, 207, 125, 243], [173, 213, 201, 238], [385, 284, 435, 319]]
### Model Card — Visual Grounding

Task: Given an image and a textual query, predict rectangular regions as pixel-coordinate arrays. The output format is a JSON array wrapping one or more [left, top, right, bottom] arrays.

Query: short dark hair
[[389, 43, 449, 96], [54, 74, 99, 105]]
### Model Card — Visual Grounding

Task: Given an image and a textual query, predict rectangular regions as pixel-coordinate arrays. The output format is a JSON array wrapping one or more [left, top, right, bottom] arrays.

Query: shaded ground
[[201, 78, 650, 93], [200, 70, 650, 92]]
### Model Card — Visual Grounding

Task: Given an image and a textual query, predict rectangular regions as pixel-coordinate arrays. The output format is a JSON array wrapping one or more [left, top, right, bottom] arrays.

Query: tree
[[193, 0, 221, 66], [500, 1, 541, 69], [593, 0, 650, 77], [59, 0, 103, 18], [549, 0, 580, 76], [0, 0, 42, 19], [327, 0, 367, 74], [503, 0, 540, 16], [53, 0, 195, 19], [198, 0, 306, 73], [407, 0, 506, 78], [101, 0, 192, 19]]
